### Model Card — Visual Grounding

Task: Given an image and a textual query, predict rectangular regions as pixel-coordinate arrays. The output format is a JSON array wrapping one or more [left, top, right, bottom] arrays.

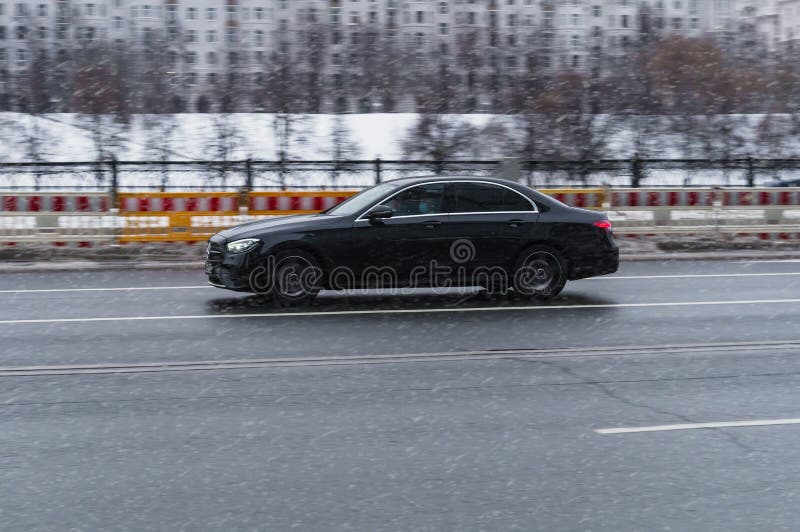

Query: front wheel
[[251, 249, 323, 307], [511, 246, 567, 300]]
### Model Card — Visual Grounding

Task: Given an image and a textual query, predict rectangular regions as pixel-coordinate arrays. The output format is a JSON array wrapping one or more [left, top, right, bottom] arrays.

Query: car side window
[[383, 184, 446, 217], [454, 182, 534, 213], [503, 188, 535, 211]]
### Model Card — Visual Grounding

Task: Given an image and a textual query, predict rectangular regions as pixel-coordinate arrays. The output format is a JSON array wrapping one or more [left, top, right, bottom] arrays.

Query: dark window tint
[[454, 182, 533, 212], [383, 183, 445, 216], [503, 187, 535, 211]]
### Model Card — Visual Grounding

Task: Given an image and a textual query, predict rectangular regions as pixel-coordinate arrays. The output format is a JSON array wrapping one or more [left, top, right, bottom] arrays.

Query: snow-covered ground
[[1, 112, 799, 189], [0, 113, 450, 162]]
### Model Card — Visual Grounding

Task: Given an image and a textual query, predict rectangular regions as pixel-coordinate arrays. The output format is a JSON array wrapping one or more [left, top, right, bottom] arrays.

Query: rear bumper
[[568, 248, 619, 281]]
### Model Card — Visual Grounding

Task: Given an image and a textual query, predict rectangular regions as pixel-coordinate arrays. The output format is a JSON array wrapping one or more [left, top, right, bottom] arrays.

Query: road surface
[[1, 259, 800, 531]]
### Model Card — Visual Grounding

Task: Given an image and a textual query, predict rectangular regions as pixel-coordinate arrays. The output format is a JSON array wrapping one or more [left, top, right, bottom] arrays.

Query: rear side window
[[454, 182, 534, 213]]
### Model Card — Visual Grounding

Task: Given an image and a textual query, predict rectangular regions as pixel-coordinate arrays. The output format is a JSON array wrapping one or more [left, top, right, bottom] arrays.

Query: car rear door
[[448, 181, 539, 273]]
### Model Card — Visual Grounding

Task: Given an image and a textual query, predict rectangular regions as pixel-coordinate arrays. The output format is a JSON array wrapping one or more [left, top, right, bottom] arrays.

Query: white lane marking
[[596, 418, 800, 435], [736, 260, 800, 264], [0, 286, 210, 294], [588, 272, 800, 280], [1, 272, 799, 295], [1, 298, 800, 325]]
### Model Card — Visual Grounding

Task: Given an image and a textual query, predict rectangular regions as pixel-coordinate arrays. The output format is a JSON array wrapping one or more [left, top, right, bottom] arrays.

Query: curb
[[619, 251, 800, 261], [0, 261, 206, 274], [2, 251, 800, 273]]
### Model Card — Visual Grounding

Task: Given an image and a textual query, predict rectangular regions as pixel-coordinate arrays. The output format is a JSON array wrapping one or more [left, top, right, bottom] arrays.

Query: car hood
[[218, 214, 336, 240]]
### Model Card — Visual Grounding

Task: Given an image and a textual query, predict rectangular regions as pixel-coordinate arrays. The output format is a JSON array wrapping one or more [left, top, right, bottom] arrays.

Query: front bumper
[[205, 236, 258, 291]]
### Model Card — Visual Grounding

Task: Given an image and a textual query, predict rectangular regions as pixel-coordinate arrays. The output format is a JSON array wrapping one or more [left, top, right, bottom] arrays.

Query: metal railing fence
[[2, 157, 800, 192]]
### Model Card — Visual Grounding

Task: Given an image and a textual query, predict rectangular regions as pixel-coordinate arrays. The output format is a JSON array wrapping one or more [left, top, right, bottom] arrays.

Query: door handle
[[507, 219, 525, 227], [422, 220, 443, 228]]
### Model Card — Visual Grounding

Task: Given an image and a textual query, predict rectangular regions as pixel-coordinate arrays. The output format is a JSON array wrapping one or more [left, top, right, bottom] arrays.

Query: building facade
[[0, 1, 783, 112]]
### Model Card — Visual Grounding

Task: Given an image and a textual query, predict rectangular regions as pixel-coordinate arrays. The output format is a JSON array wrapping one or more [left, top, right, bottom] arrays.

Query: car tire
[[511, 246, 567, 300], [267, 249, 324, 307]]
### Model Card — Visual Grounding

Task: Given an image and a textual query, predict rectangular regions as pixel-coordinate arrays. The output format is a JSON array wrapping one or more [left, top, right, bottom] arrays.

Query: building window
[[187, 7, 197, 19], [206, 8, 216, 20], [206, 30, 216, 43], [16, 47, 26, 67]]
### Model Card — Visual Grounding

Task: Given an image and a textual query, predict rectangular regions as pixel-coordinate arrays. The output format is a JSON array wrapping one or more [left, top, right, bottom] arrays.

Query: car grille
[[206, 240, 225, 264]]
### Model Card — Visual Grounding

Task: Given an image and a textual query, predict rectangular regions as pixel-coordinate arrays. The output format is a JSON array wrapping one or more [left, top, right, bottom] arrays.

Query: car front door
[[448, 181, 539, 278], [350, 182, 452, 288]]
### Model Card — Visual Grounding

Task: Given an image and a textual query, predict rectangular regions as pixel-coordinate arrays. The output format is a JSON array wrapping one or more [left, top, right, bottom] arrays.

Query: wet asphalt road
[[2, 259, 800, 531]]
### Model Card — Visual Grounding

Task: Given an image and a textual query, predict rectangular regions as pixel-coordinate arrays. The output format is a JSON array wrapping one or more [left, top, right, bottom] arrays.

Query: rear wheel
[[511, 246, 567, 300]]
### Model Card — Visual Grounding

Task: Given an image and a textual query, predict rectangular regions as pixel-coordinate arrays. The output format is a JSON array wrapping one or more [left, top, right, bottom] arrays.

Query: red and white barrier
[[610, 189, 716, 208], [610, 188, 800, 209], [546, 191, 604, 209], [0, 193, 109, 213], [723, 189, 800, 207], [249, 194, 352, 213], [119, 194, 239, 213]]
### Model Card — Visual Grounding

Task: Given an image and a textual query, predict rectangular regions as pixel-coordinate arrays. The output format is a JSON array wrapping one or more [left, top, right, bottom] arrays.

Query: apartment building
[[0, 1, 780, 112]]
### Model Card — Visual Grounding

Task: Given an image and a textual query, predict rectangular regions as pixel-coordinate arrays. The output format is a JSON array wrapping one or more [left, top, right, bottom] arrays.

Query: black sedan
[[206, 177, 619, 305]]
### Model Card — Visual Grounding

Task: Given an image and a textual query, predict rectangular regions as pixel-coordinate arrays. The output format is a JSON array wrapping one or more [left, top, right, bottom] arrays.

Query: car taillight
[[593, 219, 613, 232]]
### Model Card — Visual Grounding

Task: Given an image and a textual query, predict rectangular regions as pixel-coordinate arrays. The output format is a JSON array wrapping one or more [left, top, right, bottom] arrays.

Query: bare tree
[[401, 114, 478, 171], [328, 115, 360, 185], [72, 42, 131, 184]]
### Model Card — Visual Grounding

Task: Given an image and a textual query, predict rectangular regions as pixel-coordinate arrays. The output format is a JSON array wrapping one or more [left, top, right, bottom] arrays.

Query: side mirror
[[366, 204, 394, 224]]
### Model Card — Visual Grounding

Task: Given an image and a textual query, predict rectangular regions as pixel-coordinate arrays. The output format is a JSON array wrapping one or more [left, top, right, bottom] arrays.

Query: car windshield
[[325, 182, 401, 216]]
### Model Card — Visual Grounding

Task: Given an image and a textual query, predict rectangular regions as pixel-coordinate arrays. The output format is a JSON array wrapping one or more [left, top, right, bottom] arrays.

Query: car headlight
[[226, 238, 260, 254]]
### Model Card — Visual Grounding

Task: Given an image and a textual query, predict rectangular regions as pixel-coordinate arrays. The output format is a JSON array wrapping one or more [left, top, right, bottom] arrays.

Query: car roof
[[382, 175, 525, 188]]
